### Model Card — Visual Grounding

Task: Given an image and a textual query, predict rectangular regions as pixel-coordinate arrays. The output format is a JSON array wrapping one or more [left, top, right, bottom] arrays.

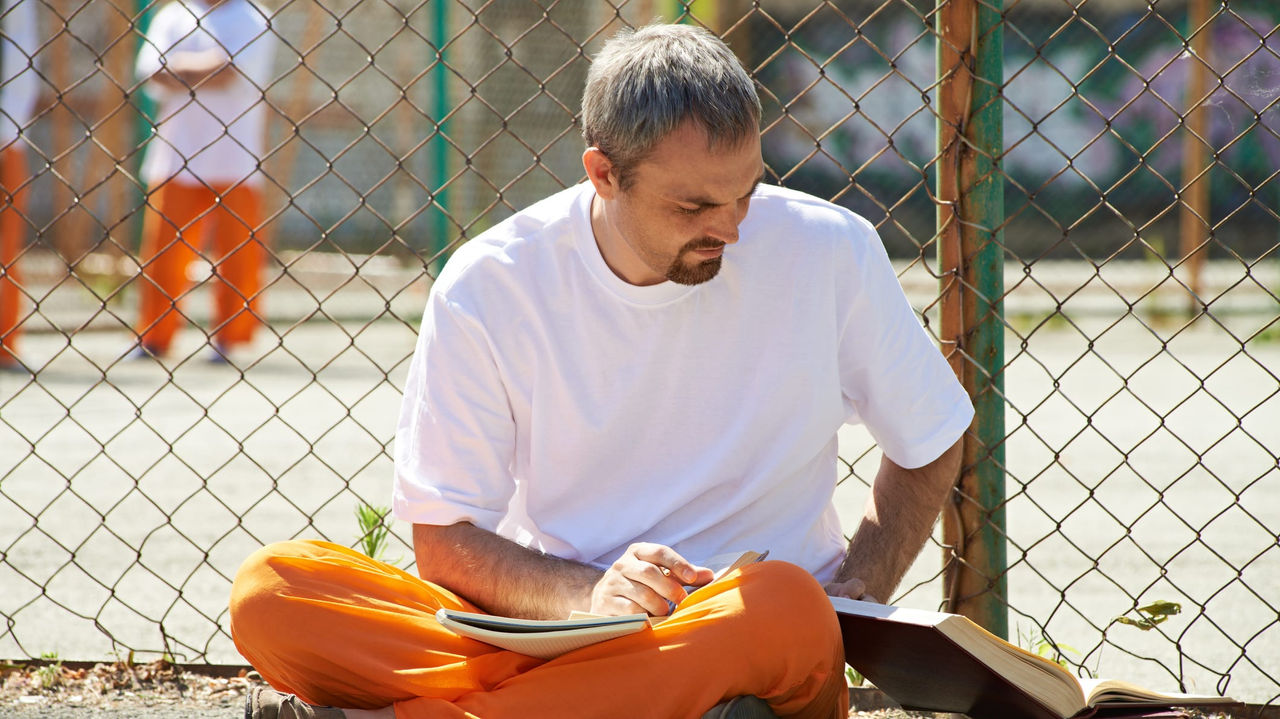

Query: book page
[[443, 610, 649, 633], [931, 612, 1088, 718], [436, 609, 651, 659], [1080, 677, 1233, 707], [703, 549, 768, 580], [832, 598, 1086, 718], [831, 598, 1237, 719]]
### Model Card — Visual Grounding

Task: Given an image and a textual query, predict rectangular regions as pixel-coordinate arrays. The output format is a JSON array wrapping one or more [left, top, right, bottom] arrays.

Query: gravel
[[0, 663, 1235, 719], [1, 660, 251, 718], [1, 661, 943, 718]]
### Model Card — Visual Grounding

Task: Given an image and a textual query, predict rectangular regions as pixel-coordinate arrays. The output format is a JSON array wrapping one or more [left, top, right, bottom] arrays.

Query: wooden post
[[936, 0, 1007, 638], [1178, 0, 1213, 314], [48, 0, 93, 261], [260, 0, 326, 251], [95, 0, 138, 263]]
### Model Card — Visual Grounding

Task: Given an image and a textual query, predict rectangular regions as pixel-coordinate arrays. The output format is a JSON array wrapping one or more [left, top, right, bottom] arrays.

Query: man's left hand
[[825, 577, 880, 603]]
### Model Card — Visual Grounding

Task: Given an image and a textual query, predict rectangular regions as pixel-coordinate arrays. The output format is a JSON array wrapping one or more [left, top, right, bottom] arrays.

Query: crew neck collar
[[571, 184, 699, 306]]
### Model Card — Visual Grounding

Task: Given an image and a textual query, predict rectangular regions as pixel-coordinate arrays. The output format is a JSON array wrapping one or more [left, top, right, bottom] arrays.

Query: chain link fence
[[1, 0, 1276, 707]]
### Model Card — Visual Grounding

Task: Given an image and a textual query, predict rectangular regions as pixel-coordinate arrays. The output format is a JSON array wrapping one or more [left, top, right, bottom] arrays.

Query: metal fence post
[[428, 0, 450, 267], [129, 0, 158, 254], [936, 0, 1008, 638]]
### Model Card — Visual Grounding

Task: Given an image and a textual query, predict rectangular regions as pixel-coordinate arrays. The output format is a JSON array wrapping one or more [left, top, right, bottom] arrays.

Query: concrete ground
[[0, 254, 1276, 705]]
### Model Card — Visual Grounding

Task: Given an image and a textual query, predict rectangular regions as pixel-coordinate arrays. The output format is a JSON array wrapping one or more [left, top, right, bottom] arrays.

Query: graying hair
[[582, 24, 761, 188]]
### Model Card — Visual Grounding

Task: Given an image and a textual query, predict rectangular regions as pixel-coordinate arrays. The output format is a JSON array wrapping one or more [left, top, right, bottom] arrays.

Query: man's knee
[[726, 560, 842, 653], [229, 540, 322, 635]]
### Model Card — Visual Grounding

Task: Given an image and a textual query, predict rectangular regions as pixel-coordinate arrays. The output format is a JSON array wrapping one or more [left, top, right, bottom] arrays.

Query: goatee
[[666, 239, 725, 285]]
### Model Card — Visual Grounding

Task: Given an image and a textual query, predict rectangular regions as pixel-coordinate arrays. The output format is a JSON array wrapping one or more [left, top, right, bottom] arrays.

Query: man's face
[[593, 122, 765, 287]]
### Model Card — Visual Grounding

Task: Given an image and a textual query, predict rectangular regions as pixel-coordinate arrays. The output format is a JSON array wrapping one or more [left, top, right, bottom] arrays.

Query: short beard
[[665, 239, 726, 286]]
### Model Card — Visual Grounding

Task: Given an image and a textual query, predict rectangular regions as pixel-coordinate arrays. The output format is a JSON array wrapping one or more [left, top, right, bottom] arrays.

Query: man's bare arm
[[414, 521, 601, 620], [828, 438, 963, 602], [413, 522, 715, 620], [148, 49, 236, 91]]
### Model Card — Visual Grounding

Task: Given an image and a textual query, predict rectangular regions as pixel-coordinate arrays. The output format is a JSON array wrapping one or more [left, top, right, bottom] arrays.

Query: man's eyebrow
[[676, 169, 767, 208]]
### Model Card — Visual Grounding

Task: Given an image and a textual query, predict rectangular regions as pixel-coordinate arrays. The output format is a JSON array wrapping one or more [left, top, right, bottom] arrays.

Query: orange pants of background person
[[133, 179, 264, 355], [1, 145, 30, 367], [230, 540, 849, 719]]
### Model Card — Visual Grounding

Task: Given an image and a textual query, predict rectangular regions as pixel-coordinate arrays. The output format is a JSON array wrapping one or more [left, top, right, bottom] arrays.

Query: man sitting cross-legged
[[229, 22, 972, 719]]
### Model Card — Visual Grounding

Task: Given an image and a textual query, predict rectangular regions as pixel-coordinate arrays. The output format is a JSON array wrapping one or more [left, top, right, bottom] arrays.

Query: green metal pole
[[130, 0, 157, 252], [936, 0, 1007, 638], [428, 0, 450, 272]]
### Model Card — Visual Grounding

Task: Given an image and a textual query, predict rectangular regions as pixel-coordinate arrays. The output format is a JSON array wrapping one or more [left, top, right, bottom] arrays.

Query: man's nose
[[706, 203, 745, 244]]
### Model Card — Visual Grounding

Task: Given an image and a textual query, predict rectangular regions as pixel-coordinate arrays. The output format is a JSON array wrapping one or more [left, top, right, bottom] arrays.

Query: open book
[[832, 597, 1238, 719], [436, 550, 766, 659]]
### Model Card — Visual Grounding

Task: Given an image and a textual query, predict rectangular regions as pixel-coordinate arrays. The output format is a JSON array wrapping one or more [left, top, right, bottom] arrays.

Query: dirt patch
[[0, 659, 253, 712]]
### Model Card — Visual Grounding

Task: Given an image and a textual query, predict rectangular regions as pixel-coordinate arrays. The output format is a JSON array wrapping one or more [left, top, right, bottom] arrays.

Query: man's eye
[[676, 206, 703, 215]]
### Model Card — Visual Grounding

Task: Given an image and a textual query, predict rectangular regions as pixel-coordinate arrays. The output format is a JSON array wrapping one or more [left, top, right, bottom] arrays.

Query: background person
[[230, 24, 973, 719], [0, 0, 40, 372], [129, 0, 274, 361]]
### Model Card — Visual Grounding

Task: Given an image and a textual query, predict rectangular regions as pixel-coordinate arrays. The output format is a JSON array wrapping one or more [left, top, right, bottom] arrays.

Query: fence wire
[[0, 0, 1276, 706]]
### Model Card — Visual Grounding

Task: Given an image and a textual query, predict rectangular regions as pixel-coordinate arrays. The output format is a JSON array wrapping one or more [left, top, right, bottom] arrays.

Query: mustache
[[681, 238, 726, 252]]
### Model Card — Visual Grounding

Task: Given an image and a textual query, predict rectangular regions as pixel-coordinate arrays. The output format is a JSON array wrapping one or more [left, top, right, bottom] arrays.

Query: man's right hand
[[590, 543, 714, 617]]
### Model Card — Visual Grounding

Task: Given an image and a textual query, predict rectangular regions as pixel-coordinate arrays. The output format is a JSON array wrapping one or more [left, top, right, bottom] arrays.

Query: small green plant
[[36, 651, 62, 689], [845, 664, 865, 687], [1017, 627, 1091, 677], [355, 502, 394, 562], [1114, 600, 1181, 631]]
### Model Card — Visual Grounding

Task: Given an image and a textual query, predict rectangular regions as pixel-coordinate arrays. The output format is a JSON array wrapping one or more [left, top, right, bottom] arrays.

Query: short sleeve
[[837, 214, 973, 468], [226, 9, 275, 91], [392, 288, 517, 530], [135, 5, 175, 95], [0, 0, 41, 141]]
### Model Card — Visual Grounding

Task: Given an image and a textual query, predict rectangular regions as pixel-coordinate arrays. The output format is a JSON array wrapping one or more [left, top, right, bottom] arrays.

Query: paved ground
[[0, 255, 1276, 705]]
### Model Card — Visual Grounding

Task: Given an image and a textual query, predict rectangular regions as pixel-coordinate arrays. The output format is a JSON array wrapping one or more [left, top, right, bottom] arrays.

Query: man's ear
[[583, 147, 618, 200]]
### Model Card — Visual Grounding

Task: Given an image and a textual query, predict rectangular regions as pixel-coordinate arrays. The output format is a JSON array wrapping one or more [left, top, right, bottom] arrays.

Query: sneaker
[[245, 685, 346, 719], [701, 695, 779, 719], [207, 343, 232, 364]]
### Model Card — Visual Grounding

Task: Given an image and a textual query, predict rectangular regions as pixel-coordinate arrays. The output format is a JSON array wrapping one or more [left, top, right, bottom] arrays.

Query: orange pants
[[1, 145, 29, 363], [134, 179, 264, 354], [230, 540, 849, 719]]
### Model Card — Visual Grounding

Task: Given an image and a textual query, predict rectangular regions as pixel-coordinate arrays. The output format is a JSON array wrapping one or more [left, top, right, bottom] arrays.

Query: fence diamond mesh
[[0, 0, 1276, 707]]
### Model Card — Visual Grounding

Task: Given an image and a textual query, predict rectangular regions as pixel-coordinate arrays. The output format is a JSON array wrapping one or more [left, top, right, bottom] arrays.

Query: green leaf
[[1114, 599, 1182, 631], [1136, 600, 1181, 618], [355, 502, 394, 562]]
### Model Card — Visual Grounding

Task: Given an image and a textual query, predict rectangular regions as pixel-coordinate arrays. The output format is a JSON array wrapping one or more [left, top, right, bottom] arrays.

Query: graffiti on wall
[[757, 7, 1280, 256]]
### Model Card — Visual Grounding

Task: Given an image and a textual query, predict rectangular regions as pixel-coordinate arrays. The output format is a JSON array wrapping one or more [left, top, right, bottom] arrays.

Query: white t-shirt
[[136, 0, 274, 186], [1, 0, 41, 148], [393, 182, 974, 582]]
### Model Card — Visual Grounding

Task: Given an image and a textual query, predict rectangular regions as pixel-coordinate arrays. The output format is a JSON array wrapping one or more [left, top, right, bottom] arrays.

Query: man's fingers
[[631, 543, 701, 584], [594, 574, 678, 617], [626, 555, 690, 607], [624, 576, 679, 616], [825, 577, 870, 601]]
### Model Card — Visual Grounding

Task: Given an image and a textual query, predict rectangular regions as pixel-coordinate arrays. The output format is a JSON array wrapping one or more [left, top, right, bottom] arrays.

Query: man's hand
[[590, 543, 714, 617], [824, 577, 881, 604]]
